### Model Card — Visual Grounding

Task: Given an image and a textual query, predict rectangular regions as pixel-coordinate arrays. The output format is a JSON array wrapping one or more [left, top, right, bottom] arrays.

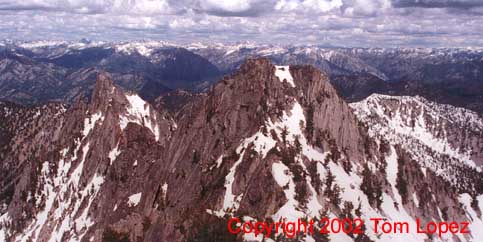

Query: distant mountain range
[[0, 40, 221, 105], [1, 40, 482, 113]]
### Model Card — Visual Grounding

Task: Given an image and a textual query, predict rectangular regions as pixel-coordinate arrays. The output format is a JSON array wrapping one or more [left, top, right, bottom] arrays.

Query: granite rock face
[[0, 58, 482, 242]]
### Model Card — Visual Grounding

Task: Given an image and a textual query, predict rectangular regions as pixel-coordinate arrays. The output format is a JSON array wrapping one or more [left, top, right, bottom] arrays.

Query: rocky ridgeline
[[0, 58, 482, 242]]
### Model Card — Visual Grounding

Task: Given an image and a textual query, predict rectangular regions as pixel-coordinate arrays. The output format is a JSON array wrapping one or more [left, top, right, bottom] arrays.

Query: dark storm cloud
[[0, 1, 109, 14], [193, 5, 266, 17], [392, 0, 483, 9], [0, 4, 53, 12], [189, 0, 278, 17]]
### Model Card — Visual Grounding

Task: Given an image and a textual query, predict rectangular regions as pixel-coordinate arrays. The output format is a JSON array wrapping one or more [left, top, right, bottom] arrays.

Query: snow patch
[[351, 94, 482, 182], [17, 132, 108, 242], [412, 193, 419, 208], [83, 112, 104, 137], [120, 94, 161, 141], [275, 65, 295, 87], [215, 155, 223, 169], [458, 194, 483, 242], [206, 209, 226, 218], [128, 193, 142, 207], [221, 99, 326, 220], [109, 144, 121, 165], [21, 162, 56, 241], [272, 162, 290, 187], [222, 147, 246, 212], [162, 183, 168, 201], [221, 127, 277, 213], [271, 162, 305, 222]]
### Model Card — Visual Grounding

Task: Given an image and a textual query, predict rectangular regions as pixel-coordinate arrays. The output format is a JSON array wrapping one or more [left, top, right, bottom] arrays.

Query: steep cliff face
[[0, 101, 66, 216], [141, 58, 377, 241], [0, 72, 175, 241], [0, 59, 482, 242]]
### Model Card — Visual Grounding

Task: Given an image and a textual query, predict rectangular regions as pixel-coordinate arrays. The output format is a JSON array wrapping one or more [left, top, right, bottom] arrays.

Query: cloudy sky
[[0, 0, 482, 47]]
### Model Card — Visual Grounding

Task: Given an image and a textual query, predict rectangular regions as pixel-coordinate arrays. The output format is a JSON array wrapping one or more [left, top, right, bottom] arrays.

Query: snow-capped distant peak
[[19, 40, 68, 49], [114, 41, 176, 56], [17, 40, 108, 50]]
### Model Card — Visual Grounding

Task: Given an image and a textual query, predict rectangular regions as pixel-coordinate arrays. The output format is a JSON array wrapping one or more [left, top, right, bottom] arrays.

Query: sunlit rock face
[[1, 58, 482, 242]]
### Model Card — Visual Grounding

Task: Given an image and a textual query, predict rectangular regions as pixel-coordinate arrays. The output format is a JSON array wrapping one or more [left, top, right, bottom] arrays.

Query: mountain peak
[[239, 57, 273, 71], [93, 72, 114, 95], [2, 55, 483, 242], [90, 71, 120, 111]]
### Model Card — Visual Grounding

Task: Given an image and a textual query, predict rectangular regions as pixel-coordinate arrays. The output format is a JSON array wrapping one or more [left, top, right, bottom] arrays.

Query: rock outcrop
[[0, 58, 482, 242]]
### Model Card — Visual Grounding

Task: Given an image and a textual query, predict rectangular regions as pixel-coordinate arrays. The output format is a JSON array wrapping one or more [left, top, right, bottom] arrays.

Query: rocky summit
[[0, 58, 482, 242]]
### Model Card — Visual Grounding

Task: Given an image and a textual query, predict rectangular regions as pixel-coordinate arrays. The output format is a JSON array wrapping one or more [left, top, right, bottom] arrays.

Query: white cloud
[[169, 18, 197, 29], [199, 0, 252, 13], [275, 0, 299, 12], [125, 0, 172, 15], [342, 0, 392, 16], [0, 0, 482, 47], [275, 0, 344, 13], [302, 0, 343, 12]]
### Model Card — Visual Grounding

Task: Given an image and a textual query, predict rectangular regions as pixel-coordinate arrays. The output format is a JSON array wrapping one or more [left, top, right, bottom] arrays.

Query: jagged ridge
[[0, 59, 482, 242]]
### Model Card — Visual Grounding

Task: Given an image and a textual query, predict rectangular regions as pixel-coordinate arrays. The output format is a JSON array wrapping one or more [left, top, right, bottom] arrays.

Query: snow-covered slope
[[351, 94, 483, 180], [0, 73, 175, 242], [349, 94, 483, 241], [1, 59, 482, 242], [206, 78, 483, 242], [203, 60, 483, 242]]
